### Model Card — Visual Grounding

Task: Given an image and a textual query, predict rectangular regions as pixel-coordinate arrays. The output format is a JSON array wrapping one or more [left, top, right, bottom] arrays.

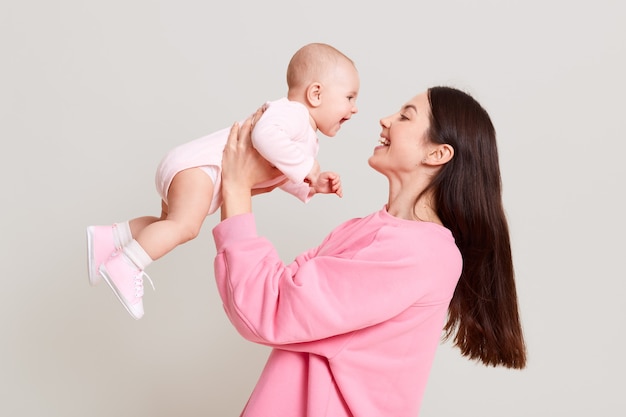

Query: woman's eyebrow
[[402, 104, 417, 113]]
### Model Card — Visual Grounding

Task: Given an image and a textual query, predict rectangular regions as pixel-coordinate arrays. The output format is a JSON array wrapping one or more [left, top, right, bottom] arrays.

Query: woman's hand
[[220, 107, 284, 220]]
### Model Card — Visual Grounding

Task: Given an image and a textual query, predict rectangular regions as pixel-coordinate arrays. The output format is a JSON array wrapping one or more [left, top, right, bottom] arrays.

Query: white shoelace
[[134, 270, 155, 298]]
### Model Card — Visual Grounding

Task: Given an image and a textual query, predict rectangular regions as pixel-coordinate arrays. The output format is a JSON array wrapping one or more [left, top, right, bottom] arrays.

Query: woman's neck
[[386, 185, 442, 225]]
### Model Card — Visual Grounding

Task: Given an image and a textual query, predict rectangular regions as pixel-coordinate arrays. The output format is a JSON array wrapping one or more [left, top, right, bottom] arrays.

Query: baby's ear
[[306, 82, 323, 107]]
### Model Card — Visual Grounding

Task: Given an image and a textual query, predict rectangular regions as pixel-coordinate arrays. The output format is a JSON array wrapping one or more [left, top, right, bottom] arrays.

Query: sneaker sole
[[99, 264, 143, 320], [86, 226, 101, 286]]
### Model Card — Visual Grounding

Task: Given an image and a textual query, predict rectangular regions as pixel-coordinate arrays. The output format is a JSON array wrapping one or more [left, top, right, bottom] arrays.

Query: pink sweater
[[212, 207, 462, 416]]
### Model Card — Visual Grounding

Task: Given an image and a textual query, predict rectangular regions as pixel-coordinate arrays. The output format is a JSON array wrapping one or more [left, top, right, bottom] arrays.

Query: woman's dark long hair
[[426, 86, 526, 369]]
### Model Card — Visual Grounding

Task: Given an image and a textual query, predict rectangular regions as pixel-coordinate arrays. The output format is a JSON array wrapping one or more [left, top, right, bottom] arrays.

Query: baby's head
[[286, 43, 359, 137]]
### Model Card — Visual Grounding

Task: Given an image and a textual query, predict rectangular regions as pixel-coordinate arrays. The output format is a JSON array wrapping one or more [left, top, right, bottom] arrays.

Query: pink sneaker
[[86, 225, 120, 286], [99, 251, 154, 320]]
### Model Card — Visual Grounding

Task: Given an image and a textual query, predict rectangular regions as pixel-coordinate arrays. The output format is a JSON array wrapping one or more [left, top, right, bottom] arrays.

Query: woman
[[213, 86, 526, 416]]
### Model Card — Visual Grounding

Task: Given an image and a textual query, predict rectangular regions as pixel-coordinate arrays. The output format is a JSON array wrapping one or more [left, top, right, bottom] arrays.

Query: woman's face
[[368, 92, 432, 178]]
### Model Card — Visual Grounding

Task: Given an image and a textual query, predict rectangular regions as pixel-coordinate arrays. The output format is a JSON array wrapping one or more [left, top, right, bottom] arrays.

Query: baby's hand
[[311, 171, 343, 198]]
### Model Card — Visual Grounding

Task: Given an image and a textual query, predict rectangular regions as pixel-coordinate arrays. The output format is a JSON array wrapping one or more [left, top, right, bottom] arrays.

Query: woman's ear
[[306, 82, 322, 107], [423, 144, 454, 166]]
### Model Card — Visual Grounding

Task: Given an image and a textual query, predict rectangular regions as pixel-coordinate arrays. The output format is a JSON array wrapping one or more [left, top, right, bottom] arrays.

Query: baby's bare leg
[[133, 167, 214, 260]]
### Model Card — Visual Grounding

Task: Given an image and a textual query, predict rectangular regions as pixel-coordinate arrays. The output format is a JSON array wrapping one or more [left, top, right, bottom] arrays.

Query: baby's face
[[314, 61, 360, 137]]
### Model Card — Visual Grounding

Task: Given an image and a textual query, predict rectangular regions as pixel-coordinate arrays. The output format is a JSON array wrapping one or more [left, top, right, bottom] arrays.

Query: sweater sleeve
[[212, 213, 460, 348]]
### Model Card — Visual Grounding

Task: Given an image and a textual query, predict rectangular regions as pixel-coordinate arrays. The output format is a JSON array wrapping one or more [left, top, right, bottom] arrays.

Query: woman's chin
[[367, 155, 383, 172]]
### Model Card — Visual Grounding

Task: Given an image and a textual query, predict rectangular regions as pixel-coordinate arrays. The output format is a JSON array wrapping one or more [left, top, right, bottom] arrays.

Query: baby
[[87, 42, 360, 319]]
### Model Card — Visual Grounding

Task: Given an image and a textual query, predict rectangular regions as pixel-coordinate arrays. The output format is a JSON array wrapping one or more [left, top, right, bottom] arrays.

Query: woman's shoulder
[[358, 208, 460, 257]]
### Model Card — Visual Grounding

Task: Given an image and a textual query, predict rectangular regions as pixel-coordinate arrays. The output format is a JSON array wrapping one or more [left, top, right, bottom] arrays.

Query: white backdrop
[[2, 0, 625, 416]]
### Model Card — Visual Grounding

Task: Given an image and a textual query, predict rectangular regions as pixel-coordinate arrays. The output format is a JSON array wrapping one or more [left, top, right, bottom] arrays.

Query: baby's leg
[[133, 167, 214, 260], [129, 200, 168, 235]]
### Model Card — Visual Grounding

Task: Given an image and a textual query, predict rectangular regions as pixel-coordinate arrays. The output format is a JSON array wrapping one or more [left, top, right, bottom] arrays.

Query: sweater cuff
[[212, 213, 257, 250]]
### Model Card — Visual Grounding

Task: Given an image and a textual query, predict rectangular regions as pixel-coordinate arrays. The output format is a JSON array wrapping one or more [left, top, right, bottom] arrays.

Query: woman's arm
[[213, 216, 461, 346]]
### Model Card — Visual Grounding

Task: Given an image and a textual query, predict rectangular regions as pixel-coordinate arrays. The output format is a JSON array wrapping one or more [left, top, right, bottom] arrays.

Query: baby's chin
[[323, 125, 342, 137]]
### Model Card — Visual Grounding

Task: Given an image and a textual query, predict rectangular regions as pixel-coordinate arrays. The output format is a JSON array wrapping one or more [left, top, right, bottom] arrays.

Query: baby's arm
[[304, 160, 343, 198]]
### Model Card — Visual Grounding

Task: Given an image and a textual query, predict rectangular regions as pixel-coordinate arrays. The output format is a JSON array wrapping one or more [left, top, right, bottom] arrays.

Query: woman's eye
[[400, 114, 409, 120]]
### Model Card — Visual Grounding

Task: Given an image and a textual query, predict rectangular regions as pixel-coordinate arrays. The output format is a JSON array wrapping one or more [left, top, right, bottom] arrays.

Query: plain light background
[[2, 0, 624, 416]]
